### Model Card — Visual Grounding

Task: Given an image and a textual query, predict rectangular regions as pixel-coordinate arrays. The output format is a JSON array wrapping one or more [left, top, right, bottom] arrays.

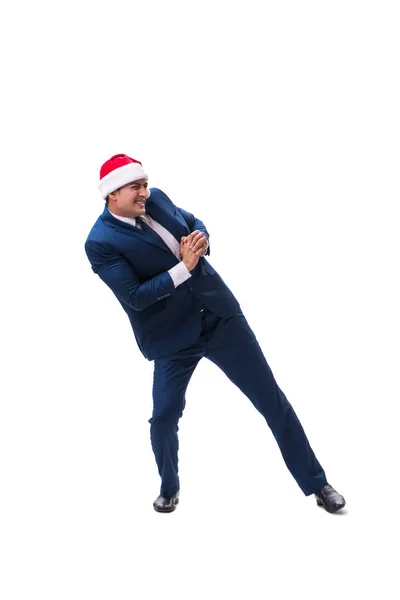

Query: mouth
[[135, 201, 146, 209]]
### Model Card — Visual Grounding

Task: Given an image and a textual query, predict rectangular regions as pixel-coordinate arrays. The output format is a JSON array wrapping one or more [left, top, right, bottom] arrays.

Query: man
[[85, 153, 346, 514]]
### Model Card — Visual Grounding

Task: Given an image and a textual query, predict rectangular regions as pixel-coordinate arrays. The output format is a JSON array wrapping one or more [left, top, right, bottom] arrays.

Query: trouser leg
[[150, 347, 203, 498], [206, 312, 328, 495]]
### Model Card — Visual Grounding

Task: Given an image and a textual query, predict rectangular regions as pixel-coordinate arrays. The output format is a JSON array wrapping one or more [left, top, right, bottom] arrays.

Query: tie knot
[[136, 216, 148, 229]]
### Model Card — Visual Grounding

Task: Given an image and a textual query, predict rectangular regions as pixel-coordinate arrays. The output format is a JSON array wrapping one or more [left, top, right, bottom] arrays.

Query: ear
[[108, 190, 118, 202]]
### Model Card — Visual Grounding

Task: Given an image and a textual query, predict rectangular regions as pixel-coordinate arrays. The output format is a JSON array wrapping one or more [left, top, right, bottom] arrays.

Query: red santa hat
[[99, 154, 148, 199]]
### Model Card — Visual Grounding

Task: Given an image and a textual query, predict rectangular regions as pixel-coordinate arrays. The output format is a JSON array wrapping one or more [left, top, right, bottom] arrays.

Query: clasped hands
[[180, 230, 208, 271]]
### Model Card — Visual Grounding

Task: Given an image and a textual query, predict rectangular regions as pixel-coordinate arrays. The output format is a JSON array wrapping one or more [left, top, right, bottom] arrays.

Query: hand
[[181, 230, 208, 256], [180, 238, 200, 272]]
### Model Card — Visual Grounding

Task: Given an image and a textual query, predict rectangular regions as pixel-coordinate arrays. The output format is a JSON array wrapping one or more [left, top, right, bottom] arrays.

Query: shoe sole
[[316, 498, 346, 513]]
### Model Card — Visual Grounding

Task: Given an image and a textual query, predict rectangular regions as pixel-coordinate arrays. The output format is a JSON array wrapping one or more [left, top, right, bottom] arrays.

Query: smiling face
[[107, 179, 149, 218]]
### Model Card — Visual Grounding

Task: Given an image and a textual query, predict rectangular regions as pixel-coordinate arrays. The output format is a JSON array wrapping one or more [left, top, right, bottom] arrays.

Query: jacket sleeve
[[177, 207, 211, 256], [85, 240, 175, 311]]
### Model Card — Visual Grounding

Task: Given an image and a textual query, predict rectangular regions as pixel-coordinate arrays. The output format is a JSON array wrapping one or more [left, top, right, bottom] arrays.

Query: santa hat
[[99, 154, 148, 199]]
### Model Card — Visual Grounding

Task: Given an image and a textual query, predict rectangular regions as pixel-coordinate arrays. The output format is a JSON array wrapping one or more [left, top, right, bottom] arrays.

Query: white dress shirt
[[108, 210, 197, 287]]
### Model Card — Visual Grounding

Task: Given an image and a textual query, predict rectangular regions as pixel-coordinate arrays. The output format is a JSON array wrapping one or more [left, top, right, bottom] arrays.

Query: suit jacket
[[85, 188, 241, 360]]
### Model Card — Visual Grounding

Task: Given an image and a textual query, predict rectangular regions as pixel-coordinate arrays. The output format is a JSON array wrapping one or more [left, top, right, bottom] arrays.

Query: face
[[108, 179, 149, 218]]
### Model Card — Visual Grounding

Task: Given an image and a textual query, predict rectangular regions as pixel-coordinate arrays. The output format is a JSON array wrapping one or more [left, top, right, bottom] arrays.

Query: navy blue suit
[[85, 188, 327, 498]]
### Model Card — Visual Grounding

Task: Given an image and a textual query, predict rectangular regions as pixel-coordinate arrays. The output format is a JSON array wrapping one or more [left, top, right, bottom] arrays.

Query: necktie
[[136, 216, 171, 251]]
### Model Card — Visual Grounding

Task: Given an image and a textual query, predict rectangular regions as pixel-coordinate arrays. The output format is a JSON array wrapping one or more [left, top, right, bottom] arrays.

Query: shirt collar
[[107, 209, 137, 227]]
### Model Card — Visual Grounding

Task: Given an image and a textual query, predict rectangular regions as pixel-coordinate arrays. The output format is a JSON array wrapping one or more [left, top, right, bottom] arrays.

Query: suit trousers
[[149, 308, 328, 499]]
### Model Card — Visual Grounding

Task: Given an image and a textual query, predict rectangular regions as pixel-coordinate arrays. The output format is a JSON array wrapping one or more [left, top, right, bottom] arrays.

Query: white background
[[1, 1, 399, 598]]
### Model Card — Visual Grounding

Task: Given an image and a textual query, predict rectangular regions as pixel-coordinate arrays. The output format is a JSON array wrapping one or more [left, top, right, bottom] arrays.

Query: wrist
[[183, 258, 197, 272], [183, 258, 193, 272]]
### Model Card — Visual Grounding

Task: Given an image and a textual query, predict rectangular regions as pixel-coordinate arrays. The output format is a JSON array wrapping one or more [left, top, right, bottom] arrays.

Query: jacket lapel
[[145, 199, 184, 242], [101, 207, 170, 253]]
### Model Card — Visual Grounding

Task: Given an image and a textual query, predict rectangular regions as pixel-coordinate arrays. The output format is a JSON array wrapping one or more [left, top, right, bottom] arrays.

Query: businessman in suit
[[85, 154, 346, 514]]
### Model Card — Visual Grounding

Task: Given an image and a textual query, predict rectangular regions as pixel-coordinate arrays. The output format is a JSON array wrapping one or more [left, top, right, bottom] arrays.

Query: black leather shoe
[[315, 484, 346, 513], [153, 491, 180, 513]]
